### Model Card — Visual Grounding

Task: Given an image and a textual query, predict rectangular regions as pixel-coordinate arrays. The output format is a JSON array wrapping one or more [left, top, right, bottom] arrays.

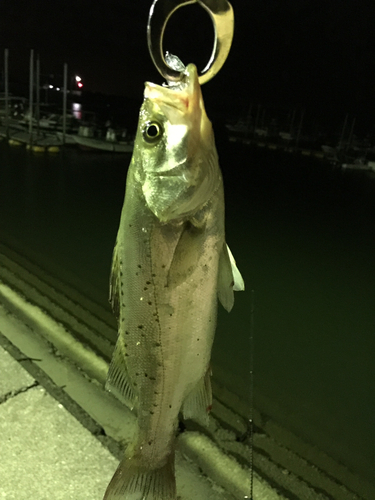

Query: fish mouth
[[144, 64, 200, 115]]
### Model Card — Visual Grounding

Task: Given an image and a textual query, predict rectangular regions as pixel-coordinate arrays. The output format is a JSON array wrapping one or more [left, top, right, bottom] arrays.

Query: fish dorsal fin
[[218, 243, 245, 312], [167, 220, 206, 288], [105, 340, 138, 410]]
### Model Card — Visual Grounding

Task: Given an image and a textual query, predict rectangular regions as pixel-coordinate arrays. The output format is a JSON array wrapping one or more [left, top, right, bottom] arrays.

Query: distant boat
[[342, 158, 375, 172], [73, 127, 133, 153], [0, 95, 27, 119]]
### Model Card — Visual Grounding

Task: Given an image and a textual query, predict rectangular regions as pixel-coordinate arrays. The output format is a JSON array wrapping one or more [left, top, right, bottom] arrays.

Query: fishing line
[[244, 289, 255, 500]]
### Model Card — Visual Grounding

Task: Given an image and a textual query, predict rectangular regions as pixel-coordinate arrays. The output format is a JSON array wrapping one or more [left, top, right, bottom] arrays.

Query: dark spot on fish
[[135, 272, 139, 276], [148, 301, 152, 305], [150, 411, 154, 415], [153, 312, 158, 316], [162, 264, 166, 268], [145, 373, 148, 377], [120, 272, 123, 276], [152, 273, 156, 277], [150, 376, 156, 381], [125, 353, 129, 357], [129, 225, 132, 228], [133, 382, 137, 386], [138, 325, 144, 329], [122, 303, 125, 307], [154, 342, 161, 347], [154, 391, 159, 395], [148, 440, 153, 445], [136, 372, 140, 376], [206, 404, 213, 412], [121, 318, 124, 322], [157, 362, 162, 367], [197, 353, 200, 356], [144, 287, 148, 291], [230, 280, 234, 287], [138, 264, 142, 269], [169, 313, 173, 317], [155, 318, 159, 323], [197, 338, 200, 341], [146, 281, 151, 285], [169, 405, 172, 408], [121, 291, 124, 295], [125, 331, 129, 335], [120, 260, 123, 264], [124, 343, 127, 348], [153, 403, 158, 407]]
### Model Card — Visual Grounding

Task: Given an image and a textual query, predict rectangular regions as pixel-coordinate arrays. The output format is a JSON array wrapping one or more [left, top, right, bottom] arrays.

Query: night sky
[[1, 0, 375, 132]]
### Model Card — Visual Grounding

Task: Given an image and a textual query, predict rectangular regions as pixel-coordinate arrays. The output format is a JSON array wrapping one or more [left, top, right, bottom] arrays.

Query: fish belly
[[114, 169, 223, 468]]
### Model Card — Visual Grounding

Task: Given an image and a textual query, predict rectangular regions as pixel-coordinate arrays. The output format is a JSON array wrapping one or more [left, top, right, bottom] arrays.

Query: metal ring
[[147, 0, 234, 84]]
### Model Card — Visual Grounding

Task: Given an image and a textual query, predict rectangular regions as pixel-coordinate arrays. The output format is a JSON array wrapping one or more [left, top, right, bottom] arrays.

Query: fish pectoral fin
[[109, 238, 120, 321], [217, 243, 245, 312], [167, 221, 205, 287], [105, 340, 137, 410], [227, 244, 245, 291], [181, 367, 212, 426]]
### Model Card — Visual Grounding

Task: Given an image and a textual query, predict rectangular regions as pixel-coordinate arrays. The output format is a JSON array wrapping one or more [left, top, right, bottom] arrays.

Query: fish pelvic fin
[[103, 450, 176, 500]]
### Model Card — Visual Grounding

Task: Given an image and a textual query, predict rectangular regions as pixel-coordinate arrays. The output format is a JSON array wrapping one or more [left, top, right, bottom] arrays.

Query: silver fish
[[104, 63, 244, 500]]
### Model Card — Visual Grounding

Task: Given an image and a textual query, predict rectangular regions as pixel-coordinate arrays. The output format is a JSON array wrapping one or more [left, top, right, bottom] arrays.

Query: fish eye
[[143, 121, 163, 143]]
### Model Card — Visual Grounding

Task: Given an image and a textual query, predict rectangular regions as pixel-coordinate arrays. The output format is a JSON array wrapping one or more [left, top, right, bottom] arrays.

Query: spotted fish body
[[104, 64, 244, 500]]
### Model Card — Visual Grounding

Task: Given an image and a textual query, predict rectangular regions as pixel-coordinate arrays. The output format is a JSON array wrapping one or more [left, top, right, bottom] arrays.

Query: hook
[[147, 0, 234, 84]]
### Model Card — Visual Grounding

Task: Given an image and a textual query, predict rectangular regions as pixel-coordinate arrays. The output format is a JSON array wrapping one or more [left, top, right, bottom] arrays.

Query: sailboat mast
[[36, 54, 40, 139], [4, 48, 9, 138], [62, 63, 67, 145], [28, 49, 34, 144]]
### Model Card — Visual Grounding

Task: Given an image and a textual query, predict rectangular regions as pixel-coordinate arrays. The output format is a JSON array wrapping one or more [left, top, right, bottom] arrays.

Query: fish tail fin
[[103, 450, 176, 500]]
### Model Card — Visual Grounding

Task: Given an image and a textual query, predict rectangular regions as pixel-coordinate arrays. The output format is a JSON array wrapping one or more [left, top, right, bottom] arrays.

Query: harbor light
[[75, 76, 81, 82]]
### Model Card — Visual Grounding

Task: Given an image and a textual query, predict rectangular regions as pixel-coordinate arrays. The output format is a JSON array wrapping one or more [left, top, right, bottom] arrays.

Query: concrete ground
[[0, 303, 269, 500], [0, 343, 119, 500]]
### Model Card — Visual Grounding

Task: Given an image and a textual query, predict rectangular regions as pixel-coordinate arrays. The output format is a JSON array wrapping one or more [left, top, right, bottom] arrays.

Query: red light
[[77, 82, 83, 88]]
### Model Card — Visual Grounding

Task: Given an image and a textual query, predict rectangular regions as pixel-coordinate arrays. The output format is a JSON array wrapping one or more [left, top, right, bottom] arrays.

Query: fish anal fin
[[182, 367, 212, 426], [103, 450, 176, 500], [105, 340, 137, 410], [217, 243, 245, 312]]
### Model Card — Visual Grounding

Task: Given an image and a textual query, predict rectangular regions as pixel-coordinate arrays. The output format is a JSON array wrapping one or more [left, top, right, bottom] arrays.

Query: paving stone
[[0, 377, 117, 500]]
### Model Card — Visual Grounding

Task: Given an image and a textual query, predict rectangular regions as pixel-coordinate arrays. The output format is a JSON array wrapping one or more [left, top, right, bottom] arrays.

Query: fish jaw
[[133, 64, 221, 223]]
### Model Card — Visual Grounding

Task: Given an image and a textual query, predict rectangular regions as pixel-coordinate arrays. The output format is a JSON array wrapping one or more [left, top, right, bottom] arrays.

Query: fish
[[103, 63, 244, 500]]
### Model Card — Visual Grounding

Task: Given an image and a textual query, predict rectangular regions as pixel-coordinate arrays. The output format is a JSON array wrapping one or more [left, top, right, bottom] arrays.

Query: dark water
[[0, 140, 374, 486]]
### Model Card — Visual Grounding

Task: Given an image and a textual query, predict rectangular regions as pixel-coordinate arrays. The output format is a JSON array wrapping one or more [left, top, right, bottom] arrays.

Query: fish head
[[133, 64, 221, 222]]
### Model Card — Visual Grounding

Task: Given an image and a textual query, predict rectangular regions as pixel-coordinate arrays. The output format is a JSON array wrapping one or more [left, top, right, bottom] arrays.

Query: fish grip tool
[[147, 0, 234, 84]]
